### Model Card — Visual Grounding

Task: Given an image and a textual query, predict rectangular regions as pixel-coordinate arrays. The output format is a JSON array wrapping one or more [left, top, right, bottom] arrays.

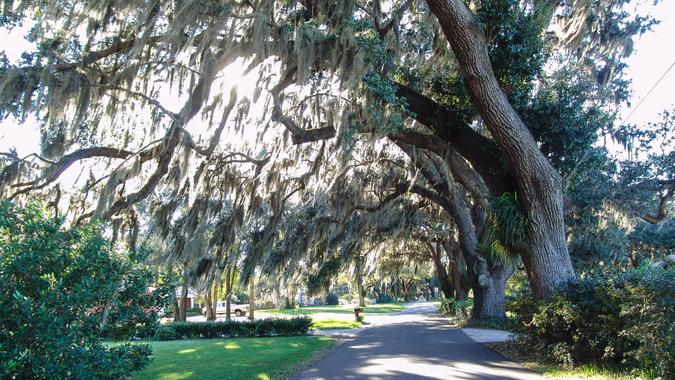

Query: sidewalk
[[461, 327, 515, 343]]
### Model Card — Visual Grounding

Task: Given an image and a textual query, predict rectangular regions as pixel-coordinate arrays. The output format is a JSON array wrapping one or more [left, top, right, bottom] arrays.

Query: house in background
[[175, 288, 201, 309]]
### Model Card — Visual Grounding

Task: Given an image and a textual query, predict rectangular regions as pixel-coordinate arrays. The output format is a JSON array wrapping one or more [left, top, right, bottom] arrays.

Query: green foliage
[[325, 292, 339, 305], [523, 71, 612, 176], [305, 256, 342, 297], [513, 268, 674, 378], [0, 201, 151, 379], [375, 293, 394, 304], [480, 193, 527, 266], [98, 249, 177, 339], [154, 325, 177, 341], [439, 297, 473, 322], [155, 316, 313, 340], [477, 0, 547, 107]]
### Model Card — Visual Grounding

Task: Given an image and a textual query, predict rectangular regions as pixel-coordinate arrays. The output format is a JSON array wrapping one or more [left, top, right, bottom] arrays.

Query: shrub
[[158, 316, 313, 339], [514, 267, 674, 378], [98, 252, 177, 340], [376, 293, 394, 304], [325, 292, 339, 305], [439, 297, 473, 321], [0, 201, 152, 379], [154, 326, 178, 341]]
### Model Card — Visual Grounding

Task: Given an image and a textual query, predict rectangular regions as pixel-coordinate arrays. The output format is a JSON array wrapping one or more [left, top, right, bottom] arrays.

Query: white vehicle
[[202, 301, 250, 317]]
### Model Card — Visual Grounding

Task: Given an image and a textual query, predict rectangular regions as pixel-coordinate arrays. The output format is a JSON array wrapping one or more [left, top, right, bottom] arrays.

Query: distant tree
[[0, 0, 657, 305]]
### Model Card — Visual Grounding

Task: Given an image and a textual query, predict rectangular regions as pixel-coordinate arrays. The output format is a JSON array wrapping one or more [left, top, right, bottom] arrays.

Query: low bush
[[325, 292, 339, 305], [154, 325, 178, 341], [513, 267, 674, 379], [439, 297, 473, 321], [375, 293, 394, 304], [155, 316, 313, 340]]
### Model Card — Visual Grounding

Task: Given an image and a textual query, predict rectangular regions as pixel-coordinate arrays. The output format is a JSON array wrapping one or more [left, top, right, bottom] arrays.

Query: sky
[[0, 1, 674, 156], [620, 0, 675, 126]]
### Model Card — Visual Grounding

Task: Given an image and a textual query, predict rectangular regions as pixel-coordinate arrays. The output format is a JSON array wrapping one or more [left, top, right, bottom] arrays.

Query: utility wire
[[621, 60, 675, 125], [564, 59, 675, 188]]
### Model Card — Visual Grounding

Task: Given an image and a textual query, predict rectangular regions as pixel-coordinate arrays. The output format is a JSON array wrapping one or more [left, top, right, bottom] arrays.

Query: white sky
[[620, 0, 675, 126], [0, 2, 674, 156]]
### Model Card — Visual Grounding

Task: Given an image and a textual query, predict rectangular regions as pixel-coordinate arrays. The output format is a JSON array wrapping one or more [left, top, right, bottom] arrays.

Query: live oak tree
[[0, 0, 658, 304]]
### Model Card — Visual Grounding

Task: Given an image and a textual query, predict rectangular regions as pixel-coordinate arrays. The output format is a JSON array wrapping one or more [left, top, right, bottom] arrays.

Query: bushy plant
[[513, 267, 674, 378], [375, 293, 394, 304], [325, 292, 339, 305], [0, 201, 151, 379], [157, 316, 313, 339], [154, 326, 178, 341], [99, 254, 177, 340], [439, 297, 473, 321]]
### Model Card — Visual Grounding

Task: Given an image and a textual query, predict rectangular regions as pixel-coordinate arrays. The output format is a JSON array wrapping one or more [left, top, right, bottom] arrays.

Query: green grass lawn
[[259, 303, 404, 316], [311, 318, 362, 330], [128, 336, 335, 380]]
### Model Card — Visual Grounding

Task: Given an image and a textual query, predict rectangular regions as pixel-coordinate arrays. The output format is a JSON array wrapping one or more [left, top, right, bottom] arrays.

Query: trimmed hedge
[[154, 316, 313, 340]]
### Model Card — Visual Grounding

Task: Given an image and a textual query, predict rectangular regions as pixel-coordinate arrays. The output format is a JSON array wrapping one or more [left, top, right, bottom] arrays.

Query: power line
[[621, 60, 675, 125]]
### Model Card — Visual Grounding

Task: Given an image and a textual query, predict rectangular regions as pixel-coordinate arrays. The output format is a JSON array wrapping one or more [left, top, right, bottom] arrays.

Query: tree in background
[[0, 0, 663, 313]]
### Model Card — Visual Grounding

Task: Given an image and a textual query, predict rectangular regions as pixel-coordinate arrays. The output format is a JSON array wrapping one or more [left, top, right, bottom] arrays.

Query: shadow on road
[[296, 302, 540, 380]]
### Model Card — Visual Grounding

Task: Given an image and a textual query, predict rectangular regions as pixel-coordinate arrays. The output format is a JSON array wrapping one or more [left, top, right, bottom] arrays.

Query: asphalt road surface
[[295, 303, 542, 380]]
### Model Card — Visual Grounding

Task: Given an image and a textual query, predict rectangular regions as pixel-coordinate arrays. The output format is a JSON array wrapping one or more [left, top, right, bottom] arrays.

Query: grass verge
[[311, 318, 362, 330], [487, 342, 635, 380], [122, 336, 335, 380]]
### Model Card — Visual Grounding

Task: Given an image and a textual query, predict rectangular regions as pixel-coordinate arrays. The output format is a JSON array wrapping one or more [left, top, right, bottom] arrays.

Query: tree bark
[[471, 262, 514, 318], [225, 266, 234, 320], [442, 240, 468, 301], [247, 275, 255, 320], [213, 283, 219, 318], [172, 297, 180, 320], [355, 255, 366, 307], [428, 242, 454, 299], [178, 268, 189, 322], [425, 0, 575, 299], [446, 184, 510, 318], [205, 285, 216, 321]]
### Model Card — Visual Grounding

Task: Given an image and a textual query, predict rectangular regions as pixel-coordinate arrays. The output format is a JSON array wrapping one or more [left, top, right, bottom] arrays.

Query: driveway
[[295, 302, 541, 380]]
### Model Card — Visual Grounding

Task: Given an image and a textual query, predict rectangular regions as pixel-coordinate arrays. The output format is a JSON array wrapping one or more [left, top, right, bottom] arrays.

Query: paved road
[[296, 303, 541, 380]]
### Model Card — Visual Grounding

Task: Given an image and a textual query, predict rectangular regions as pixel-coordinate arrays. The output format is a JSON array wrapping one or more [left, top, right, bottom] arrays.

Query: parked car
[[202, 301, 250, 317]]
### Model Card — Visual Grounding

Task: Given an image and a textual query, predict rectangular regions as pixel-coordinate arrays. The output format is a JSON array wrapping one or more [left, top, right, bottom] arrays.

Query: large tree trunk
[[177, 268, 189, 322], [247, 275, 255, 320], [428, 242, 454, 299], [471, 263, 514, 319], [212, 283, 219, 318], [397, 142, 509, 315], [225, 266, 233, 320], [447, 185, 509, 318], [355, 255, 366, 307], [172, 297, 180, 320], [205, 285, 216, 321], [425, 0, 575, 300], [442, 241, 468, 301]]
